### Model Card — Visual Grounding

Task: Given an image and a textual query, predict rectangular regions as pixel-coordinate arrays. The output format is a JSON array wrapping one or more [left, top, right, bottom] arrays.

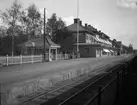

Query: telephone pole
[[43, 8, 46, 61], [12, 26, 15, 56]]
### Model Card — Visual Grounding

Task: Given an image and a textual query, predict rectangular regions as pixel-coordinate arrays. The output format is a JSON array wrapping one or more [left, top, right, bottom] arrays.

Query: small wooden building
[[19, 36, 60, 61]]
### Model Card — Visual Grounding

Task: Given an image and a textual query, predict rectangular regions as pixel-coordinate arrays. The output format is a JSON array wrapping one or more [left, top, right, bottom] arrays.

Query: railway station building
[[56, 18, 113, 57]]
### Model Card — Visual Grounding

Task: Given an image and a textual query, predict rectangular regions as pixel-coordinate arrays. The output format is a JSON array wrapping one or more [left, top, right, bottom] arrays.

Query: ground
[[0, 55, 131, 86]]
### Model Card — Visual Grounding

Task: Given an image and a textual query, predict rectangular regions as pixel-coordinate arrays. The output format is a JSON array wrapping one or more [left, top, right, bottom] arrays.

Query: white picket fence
[[0, 55, 43, 66], [0, 53, 71, 66], [57, 54, 70, 60]]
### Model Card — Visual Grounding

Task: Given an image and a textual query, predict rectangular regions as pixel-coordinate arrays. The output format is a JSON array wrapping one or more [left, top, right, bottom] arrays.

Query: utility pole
[[12, 27, 14, 56], [12, 32, 14, 56], [43, 8, 46, 61], [76, 0, 79, 57]]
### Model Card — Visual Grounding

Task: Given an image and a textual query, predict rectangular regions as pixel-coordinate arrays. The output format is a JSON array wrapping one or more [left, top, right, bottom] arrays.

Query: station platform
[[0, 54, 134, 105], [0, 55, 131, 86]]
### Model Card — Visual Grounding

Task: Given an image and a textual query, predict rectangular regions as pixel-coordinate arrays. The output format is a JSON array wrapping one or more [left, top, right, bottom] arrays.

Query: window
[[85, 48, 89, 53], [96, 49, 100, 55], [86, 35, 88, 40], [86, 35, 88, 43], [91, 37, 94, 43]]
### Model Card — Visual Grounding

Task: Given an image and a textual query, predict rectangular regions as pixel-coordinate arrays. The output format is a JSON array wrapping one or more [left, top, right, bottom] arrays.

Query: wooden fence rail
[[0, 53, 71, 66]]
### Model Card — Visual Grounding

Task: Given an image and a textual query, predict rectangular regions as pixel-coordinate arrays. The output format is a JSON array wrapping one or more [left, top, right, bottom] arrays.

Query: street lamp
[[43, 8, 46, 62], [76, 0, 79, 58]]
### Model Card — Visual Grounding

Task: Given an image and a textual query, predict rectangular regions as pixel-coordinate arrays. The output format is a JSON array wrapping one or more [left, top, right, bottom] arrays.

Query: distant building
[[112, 39, 125, 55], [122, 44, 129, 54], [133, 49, 137, 54]]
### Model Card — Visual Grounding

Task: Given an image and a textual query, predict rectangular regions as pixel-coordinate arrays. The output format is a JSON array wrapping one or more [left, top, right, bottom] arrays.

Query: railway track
[[43, 63, 123, 105], [20, 62, 124, 105]]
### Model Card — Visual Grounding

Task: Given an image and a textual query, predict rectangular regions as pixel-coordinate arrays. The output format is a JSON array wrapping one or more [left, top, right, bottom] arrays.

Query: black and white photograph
[[0, 0, 137, 105]]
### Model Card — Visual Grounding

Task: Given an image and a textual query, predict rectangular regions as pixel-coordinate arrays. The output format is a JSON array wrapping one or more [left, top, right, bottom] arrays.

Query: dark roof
[[122, 44, 128, 48], [112, 40, 122, 48], [61, 18, 110, 40], [122, 44, 129, 50], [19, 36, 60, 48], [86, 25, 97, 33], [67, 23, 88, 32]]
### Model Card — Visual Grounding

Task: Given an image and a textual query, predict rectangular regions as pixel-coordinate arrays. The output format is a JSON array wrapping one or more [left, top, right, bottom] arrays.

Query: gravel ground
[[0, 55, 131, 86]]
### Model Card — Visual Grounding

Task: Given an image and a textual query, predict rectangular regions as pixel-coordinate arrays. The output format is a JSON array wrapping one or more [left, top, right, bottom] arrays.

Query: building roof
[[19, 36, 60, 48], [122, 44, 129, 50], [85, 25, 98, 34], [112, 40, 122, 49], [67, 23, 88, 32]]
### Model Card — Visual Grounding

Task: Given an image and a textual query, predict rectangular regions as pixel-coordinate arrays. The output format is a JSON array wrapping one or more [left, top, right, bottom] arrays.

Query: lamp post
[[76, 0, 79, 58], [43, 8, 46, 61]]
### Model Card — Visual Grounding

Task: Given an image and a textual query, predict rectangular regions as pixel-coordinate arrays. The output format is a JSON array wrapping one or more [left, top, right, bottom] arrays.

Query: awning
[[110, 50, 114, 52], [103, 49, 110, 52], [91, 35, 99, 42], [96, 37, 103, 43], [106, 41, 112, 45]]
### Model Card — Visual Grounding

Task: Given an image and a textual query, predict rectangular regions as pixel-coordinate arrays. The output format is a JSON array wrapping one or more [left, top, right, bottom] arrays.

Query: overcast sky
[[0, 0, 137, 49]]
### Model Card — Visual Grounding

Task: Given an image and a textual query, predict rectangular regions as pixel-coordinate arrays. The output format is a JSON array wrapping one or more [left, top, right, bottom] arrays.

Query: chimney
[[74, 18, 80, 24], [88, 25, 91, 27], [79, 21, 82, 25], [85, 23, 87, 27]]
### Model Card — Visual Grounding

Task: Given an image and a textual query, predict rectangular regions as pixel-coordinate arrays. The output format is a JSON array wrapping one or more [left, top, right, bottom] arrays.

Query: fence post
[[55, 49, 57, 61], [20, 54, 22, 65], [65, 54, 66, 59], [57, 54, 58, 60], [31, 54, 33, 63], [41, 54, 43, 62], [6, 55, 8, 66], [12, 54, 14, 64]]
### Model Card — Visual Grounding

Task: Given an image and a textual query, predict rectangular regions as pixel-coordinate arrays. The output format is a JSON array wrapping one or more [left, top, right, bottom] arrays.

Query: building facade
[[56, 18, 114, 57]]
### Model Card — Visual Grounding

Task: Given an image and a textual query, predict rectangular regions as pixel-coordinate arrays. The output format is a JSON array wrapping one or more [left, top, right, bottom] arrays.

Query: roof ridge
[[45, 35, 51, 46]]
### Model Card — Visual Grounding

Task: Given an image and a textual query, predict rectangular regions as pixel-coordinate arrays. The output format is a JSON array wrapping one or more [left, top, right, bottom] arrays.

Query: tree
[[46, 13, 66, 42], [0, 0, 23, 55], [26, 4, 42, 38], [19, 10, 28, 35], [0, 0, 22, 31], [0, 26, 7, 37], [47, 13, 57, 37], [128, 43, 133, 53], [56, 17, 66, 30]]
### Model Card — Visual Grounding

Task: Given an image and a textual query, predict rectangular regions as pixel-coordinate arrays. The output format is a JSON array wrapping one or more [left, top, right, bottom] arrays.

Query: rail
[[21, 58, 133, 105], [58, 64, 122, 105], [21, 64, 111, 105], [58, 58, 132, 105]]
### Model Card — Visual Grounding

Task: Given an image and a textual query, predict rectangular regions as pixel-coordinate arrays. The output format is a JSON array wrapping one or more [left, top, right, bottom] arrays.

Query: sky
[[0, 0, 137, 49]]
